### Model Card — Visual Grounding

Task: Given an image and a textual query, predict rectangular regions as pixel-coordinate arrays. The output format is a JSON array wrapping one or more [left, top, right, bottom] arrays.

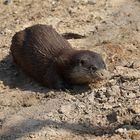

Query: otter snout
[[93, 69, 109, 80]]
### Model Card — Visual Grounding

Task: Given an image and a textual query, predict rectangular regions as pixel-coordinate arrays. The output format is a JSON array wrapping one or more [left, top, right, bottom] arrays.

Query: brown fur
[[11, 24, 106, 89]]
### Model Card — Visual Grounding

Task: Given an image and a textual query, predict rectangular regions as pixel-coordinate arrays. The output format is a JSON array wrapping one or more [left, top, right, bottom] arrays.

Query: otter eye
[[80, 59, 86, 66]]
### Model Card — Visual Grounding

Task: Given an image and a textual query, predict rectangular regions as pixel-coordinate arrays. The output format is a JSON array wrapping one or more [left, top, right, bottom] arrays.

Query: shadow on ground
[[1, 118, 140, 140]]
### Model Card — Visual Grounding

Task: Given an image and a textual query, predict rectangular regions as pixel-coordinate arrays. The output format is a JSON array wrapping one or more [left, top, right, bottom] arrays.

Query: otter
[[11, 24, 107, 89]]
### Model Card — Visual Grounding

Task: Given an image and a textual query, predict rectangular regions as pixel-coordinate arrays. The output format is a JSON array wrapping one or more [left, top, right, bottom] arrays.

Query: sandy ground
[[0, 0, 140, 139]]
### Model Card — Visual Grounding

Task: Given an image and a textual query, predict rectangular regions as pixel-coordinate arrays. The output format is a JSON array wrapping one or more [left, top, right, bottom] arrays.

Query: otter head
[[66, 50, 108, 85]]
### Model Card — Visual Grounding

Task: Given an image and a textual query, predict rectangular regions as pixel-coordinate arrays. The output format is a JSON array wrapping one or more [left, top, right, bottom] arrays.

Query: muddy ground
[[0, 0, 140, 139]]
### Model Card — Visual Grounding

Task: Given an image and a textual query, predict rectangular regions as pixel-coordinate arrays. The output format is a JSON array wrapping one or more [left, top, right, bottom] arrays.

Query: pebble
[[76, 0, 96, 5], [108, 79, 117, 86], [115, 66, 140, 79], [127, 92, 136, 98], [107, 85, 120, 96], [100, 87, 107, 93], [108, 96, 115, 103], [58, 104, 75, 116], [130, 104, 140, 114], [77, 103, 85, 109], [29, 134, 36, 138], [47, 112, 54, 117], [87, 93, 95, 103], [115, 128, 127, 134], [103, 103, 112, 109], [87, 0, 96, 5], [3, 0, 12, 5], [132, 115, 140, 125], [132, 60, 140, 69], [107, 111, 117, 123], [112, 85, 120, 94]]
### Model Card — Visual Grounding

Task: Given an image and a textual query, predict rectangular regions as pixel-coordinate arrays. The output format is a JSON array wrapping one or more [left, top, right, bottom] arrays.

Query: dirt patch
[[0, 0, 140, 139]]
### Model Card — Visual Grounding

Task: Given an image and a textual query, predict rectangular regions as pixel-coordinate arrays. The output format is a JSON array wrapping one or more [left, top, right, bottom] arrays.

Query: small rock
[[77, 103, 85, 109], [5, 28, 12, 34], [107, 111, 117, 123], [29, 134, 36, 138], [132, 115, 140, 125], [132, 60, 140, 69], [112, 85, 120, 94], [103, 103, 112, 109], [127, 92, 136, 98], [87, 0, 96, 5], [58, 104, 74, 115], [115, 66, 140, 79], [95, 91, 108, 103], [87, 93, 95, 103], [130, 104, 140, 114], [108, 96, 115, 103], [107, 85, 120, 96], [64, 94, 76, 102], [108, 79, 117, 86], [100, 87, 107, 93], [0, 119, 3, 128], [47, 112, 54, 117], [95, 16, 102, 21], [3, 0, 12, 5], [115, 128, 127, 134], [0, 81, 4, 84], [122, 125, 134, 130]]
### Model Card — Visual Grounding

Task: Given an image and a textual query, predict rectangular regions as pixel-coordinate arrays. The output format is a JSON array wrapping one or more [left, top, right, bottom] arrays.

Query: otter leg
[[43, 66, 70, 89], [44, 73, 69, 89]]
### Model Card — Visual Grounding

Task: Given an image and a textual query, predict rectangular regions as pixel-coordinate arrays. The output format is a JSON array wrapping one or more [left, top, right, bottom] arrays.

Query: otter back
[[11, 24, 73, 83]]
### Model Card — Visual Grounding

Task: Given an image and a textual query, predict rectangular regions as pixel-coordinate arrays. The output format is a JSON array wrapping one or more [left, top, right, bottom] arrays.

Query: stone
[[107, 111, 117, 123], [3, 0, 12, 5], [87, 93, 95, 103], [133, 60, 140, 69], [115, 128, 127, 134], [130, 104, 140, 114], [88, 0, 96, 5], [58, 104, 75, 116]]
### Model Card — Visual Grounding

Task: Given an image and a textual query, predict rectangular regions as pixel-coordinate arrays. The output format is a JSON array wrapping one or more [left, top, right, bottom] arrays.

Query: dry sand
[[0, 0, 140, 139]]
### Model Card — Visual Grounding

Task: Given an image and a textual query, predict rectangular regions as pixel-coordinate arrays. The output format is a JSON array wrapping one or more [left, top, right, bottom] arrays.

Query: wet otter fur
[[11, 24, 106, 89]]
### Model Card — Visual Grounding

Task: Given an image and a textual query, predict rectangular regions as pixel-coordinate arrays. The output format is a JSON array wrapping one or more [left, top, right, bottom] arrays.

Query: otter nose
[[100, 72, 104, 76], [96, 69, 110, 80]]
